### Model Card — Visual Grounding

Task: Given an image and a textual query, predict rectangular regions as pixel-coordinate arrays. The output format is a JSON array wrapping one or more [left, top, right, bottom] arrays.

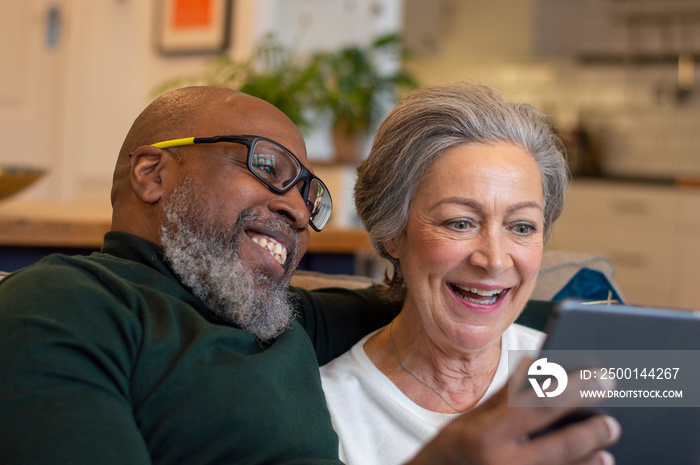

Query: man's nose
[[269, 187, 311, 231]]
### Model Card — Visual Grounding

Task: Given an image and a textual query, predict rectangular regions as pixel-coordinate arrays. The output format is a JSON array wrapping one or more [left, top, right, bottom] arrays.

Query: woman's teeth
[[252, 236, 288, 266], [451, 284, 503, 304]]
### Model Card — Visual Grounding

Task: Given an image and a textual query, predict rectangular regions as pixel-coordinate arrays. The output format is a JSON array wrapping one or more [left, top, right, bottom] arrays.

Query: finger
[[524, 414, 620, 465], [449, 356, 548, 448], [507, 369, 616, 436], [462, 356, 535, 442]]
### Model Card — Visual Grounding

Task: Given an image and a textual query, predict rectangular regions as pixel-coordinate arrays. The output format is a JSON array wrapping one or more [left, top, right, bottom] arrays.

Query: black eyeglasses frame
[[147, 135, 333, 232]]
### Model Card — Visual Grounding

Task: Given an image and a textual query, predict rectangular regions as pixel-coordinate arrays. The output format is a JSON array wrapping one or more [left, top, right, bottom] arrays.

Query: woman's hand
[[405, 358, 621, 465]]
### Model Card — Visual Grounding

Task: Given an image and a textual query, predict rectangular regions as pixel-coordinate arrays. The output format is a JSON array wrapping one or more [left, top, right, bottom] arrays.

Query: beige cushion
[[291, 270, 376, 290]]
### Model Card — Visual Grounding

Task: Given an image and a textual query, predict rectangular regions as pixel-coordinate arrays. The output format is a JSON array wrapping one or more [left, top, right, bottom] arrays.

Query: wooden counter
[[0, 202, 111, 248], [308, 228, 372, 253], [0, 201, 372, 253]]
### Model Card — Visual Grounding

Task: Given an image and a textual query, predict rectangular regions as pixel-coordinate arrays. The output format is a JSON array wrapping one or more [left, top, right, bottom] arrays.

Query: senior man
[[0, 86, 619, 464]]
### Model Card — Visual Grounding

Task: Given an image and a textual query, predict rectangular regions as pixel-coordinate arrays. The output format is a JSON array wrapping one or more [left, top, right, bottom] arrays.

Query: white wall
[[66, 0, 264, 204], [0, 0, 403, 206], [0, 0, 258, 206], [252, 0, 403, 162]]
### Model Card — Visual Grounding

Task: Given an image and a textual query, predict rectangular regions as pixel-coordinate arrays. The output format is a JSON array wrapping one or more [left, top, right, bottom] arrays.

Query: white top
[[320, 323, 545, 465]]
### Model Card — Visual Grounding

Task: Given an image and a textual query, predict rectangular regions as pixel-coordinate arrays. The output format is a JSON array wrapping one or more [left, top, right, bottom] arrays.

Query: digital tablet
[[537, 300, 700, 465]]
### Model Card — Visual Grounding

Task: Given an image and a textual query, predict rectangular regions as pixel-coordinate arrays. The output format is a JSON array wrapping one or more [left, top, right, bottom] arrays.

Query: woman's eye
[[513, 223, 534, 234], [448, 220, 471, 231]]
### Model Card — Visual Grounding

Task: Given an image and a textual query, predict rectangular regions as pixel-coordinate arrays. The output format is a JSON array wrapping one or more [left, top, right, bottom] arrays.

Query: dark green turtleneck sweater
[[0, 231, 398, 465]]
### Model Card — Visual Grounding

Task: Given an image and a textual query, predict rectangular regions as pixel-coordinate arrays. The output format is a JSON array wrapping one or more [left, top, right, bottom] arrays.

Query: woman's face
[[387, 142, 544, 353]]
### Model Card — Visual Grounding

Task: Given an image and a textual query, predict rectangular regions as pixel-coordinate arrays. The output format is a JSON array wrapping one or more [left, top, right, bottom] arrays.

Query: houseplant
[[153, 34, 318, 131], [306, 33, 419, 163], [154, 33, 418, 162]]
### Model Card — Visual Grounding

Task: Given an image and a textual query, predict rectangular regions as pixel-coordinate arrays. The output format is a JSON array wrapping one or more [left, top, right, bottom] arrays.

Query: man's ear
[[129, 145, 171, 204]]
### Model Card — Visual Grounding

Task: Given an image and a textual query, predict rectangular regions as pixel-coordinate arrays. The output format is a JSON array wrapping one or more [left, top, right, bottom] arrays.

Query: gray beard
[[159, 180, 299, 342]]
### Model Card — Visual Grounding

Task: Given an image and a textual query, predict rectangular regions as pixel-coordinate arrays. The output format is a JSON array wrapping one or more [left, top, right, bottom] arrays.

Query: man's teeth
[[252, 236, 288, 266], [452, 284, 503, 304]]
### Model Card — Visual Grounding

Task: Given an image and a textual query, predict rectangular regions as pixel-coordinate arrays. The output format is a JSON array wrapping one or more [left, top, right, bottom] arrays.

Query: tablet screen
[[531, 301, 700, 465]]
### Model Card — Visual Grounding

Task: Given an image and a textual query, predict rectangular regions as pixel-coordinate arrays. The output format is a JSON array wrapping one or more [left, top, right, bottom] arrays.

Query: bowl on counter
[[0, 166, 46, 201]]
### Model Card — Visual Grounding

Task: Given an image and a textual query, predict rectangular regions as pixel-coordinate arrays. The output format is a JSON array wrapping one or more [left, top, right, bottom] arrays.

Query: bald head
[[110, 86, 309, 242], [118, 87, 245, 159], [113, 87, 301, 204]]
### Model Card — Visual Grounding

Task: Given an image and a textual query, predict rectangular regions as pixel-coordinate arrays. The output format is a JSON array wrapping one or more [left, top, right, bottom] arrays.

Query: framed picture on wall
[[156, 0, 231, 55]]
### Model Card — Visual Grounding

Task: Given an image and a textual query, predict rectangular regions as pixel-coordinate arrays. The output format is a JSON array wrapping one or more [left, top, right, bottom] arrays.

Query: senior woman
[[320, 84, 570, 465]]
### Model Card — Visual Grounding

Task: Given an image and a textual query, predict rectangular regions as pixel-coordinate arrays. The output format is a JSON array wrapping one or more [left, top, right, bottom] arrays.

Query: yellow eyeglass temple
[[151, 138, 196, 149]]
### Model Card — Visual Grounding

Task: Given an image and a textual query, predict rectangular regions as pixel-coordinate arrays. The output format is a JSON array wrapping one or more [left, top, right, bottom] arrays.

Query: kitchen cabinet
[[535, 0, 700, 62], [547, 179, 700, 310], [671, 191, 700, 309], [404, 0, 700, 63], [534, 0, 625, 59]]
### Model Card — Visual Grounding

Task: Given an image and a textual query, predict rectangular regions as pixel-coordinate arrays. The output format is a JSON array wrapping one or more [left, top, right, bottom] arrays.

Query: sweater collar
[[100, 231, 222, 320], [101, 230, 174, 277]]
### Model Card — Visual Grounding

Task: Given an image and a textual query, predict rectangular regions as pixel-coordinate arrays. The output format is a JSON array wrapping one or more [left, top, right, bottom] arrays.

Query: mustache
[[234, 209, 301, 276]]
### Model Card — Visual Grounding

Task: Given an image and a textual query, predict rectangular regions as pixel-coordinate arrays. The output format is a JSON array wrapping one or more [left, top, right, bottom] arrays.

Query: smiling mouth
[[450, 284, 505, 305], [250, 234, 288, 266]]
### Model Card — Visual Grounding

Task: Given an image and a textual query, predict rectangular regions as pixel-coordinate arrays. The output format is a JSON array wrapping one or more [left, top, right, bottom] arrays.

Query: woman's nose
[[468, 231, 512, 274]]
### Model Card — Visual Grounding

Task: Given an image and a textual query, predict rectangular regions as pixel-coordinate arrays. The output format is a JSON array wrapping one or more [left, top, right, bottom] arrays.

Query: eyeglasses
[[149, 135, 333, 231]]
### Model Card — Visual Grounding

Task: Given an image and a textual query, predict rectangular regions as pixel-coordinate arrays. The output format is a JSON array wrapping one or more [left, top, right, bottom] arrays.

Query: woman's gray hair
[[354, 83, 570, 301]]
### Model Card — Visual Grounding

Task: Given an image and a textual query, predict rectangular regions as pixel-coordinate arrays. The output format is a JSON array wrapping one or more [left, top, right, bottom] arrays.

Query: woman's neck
[[364, 313, 502, 414]]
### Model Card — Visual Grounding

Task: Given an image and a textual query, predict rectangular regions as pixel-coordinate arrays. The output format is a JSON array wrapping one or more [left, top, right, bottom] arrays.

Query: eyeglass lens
[[250, 140, 298, 188], [250, 139, 331, 230]]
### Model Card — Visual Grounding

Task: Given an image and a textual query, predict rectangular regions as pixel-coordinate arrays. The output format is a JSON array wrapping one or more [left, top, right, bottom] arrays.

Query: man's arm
[[289, 286, 401, 365], [0, 265, 151, 465]]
